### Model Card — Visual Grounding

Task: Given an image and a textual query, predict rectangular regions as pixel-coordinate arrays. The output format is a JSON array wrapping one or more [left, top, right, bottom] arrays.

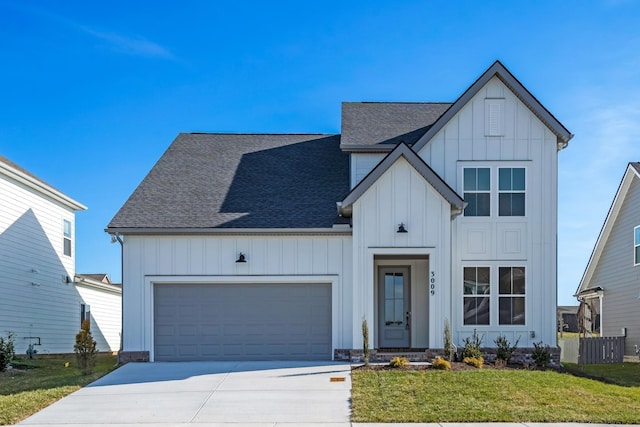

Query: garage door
[[153, 283, 332, 361]]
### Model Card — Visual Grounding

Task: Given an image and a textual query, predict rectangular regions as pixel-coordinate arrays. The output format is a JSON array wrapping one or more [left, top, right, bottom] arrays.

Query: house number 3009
[[429, 271, 435, 296]]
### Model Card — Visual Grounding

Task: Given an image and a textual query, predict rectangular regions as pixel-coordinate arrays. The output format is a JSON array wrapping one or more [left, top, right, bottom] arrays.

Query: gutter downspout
[[112, 233, 124, 364]]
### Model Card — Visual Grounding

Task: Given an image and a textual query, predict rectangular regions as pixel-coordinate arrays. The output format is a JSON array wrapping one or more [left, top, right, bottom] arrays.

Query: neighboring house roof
[[340, 102, 451, 150], [557, 305, 579, 314], [575, 162, 640, 296], [338, 142, 465, 217], [107, 133, 350, 232], [76, 273, 111, 284], [0, 155, 87, 211], [74, 274, 122, 294]]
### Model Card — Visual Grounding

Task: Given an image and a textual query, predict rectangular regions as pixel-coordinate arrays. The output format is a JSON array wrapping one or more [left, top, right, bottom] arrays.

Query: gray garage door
[[154, 283, 332, 361]]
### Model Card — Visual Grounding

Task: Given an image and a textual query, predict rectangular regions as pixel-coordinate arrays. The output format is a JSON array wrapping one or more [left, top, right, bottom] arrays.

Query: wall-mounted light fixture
[[236, 253, 247, 263], [397, 223, 408, 233]]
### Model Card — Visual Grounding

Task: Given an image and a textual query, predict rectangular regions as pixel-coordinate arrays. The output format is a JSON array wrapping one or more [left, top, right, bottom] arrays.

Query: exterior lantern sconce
[[397, 223, 407, 233], [236, 253, 247, 263]]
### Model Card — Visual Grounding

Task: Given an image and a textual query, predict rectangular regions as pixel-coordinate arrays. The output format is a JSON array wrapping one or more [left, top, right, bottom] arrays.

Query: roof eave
[[0, 161, 87, 211], [105, 226, 352, 236]]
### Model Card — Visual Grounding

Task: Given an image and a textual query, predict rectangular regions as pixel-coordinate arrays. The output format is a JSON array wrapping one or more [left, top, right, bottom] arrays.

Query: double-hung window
[[463, 168, 490, 216], [63, 220, 72, 257], [498, 267, 525, 325], [463, 267, 490, 325], [635, 226, 640, 265], [498, 168, 525, 216]]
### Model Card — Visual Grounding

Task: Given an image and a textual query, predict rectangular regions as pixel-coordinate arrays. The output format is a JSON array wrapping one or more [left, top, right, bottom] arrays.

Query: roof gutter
[[105, 226, 352, 236]]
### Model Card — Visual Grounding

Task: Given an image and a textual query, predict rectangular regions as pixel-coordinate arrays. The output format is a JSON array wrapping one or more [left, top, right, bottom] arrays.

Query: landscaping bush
[[494, 334, 519, 364], [432, 356, 451, 370], [532, 341, 551, 368], [463, 356, 484, 368], [74, 320, 97, 375], [362, 317, 370, 366], [462, 329, 483, 359], [389, 356, 410, 368], [0, 332, 15, 372], [443, 319, 453, 361]]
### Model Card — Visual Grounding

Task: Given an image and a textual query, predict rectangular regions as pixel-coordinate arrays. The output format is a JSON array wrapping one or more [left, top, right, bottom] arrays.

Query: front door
[[378, 267, 410, 348]]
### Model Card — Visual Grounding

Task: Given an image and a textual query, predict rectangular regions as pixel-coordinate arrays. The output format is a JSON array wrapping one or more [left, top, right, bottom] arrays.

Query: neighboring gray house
[[108, 61, 573, 362], [0, 155, 121, 354], [575, 162, 640, 355]]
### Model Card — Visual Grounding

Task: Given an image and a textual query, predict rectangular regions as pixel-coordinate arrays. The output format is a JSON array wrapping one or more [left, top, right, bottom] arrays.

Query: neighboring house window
[[463, 266, 490, 325], [498, 267, 525, 325], [635, 225, 640, 265], [63, 220, 72, 257], [80, 303, 90, 326], [463, 168, 490, 216], [498, 168, 525, 216]]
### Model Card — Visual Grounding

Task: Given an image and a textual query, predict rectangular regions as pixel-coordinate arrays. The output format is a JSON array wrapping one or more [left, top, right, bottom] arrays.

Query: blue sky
[[1, 1, 639, 305]]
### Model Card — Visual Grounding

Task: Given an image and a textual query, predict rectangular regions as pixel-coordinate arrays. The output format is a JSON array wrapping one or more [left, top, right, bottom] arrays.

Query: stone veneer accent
[[118, 351, 150, 364], [335, 347, 561, 367]]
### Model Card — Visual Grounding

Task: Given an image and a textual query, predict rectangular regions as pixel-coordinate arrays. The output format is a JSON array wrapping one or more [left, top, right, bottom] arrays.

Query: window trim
[[463, 266, 491, 325], [634, 225, 640, 266], [461, 263, 528, 328], [462, 167, 491, 217], [498, 266, 526, 325], [459, 163, 529, 220], [498, 167, 526, 217]]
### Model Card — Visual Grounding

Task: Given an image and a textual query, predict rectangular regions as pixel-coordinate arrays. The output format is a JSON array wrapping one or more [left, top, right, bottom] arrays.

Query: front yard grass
[[563, 362, 640, 387], [351, 365, 640, 423], [0, 354, 117, 425]]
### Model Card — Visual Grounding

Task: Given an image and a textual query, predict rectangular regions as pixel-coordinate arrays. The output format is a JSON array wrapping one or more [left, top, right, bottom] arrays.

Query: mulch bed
[[353, 361, 531, 371]]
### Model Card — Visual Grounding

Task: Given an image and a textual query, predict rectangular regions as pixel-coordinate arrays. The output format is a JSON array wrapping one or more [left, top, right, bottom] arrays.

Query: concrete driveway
[[19, 361, 352, 426]]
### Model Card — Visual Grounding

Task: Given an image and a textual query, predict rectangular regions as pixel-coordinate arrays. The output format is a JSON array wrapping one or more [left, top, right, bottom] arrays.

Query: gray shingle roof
[[631, 162, 640, 174], [340, 102, 451, 149], [107, 133, 349, 230]]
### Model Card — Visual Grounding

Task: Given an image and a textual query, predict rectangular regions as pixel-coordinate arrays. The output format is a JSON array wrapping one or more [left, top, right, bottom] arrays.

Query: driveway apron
[[19, 361, 352, 426]]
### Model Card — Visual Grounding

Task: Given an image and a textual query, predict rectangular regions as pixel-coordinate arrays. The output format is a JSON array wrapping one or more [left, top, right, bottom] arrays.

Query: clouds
[[78, 25, 175, 60]]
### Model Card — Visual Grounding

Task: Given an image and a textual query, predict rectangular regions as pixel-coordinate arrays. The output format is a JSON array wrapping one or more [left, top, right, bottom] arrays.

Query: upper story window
[[498, 168, 525, 216], [463, 168, 490, 217], [63, 220, 72, 257], [635, 226, 640, 265]]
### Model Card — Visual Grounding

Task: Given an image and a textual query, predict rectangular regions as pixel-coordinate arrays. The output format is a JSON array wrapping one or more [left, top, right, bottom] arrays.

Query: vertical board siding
[[76, 285, 122, 352], [122, 235, 352, 352], [590, 177, 640, 355], [0, 173, 120, 354], [417, 76, 559, 347]]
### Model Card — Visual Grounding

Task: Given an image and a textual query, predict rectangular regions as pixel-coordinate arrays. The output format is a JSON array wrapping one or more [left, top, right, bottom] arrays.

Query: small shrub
[[0, 332, 15, 372], [532, 341, 551, 368], [463, 356, 484, 368], [74, 320, 97, 375], [362, 317, 370, 366], [389, 356, 410, 368], [494, 335, 519, 364], [462, 329, 483, 359], [443, 319, 453, 361], [432, 356, 451, 370]]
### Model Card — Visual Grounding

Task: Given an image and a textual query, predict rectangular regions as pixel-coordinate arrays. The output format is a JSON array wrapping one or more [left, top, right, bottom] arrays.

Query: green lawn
[[0, 355, 117, 425], [351, 366, 640, 423], [563, 362, 640, 387]]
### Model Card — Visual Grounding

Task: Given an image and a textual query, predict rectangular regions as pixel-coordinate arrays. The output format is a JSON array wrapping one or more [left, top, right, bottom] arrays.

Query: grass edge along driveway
[[0, 354, 117, 426], [351, 366, 640, 423]]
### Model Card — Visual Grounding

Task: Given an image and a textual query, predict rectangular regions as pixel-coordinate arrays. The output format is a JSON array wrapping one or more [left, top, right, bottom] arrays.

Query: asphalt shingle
[[108, 133, 349, 229]]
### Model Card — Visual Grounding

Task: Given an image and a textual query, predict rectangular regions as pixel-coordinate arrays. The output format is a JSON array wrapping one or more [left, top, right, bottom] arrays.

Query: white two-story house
[[107, 61, 572, 362], [0, 155, 121, 354]]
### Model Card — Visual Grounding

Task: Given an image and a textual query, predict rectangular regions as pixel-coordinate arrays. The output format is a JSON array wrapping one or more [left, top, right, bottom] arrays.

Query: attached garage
[[153, 282, 332, 361]]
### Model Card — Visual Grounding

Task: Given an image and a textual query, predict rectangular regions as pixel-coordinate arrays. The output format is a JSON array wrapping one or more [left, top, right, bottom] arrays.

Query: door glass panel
[[384, 272, 405, 325]]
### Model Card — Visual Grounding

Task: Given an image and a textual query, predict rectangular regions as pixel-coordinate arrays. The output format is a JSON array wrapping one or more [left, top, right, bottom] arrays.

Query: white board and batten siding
[[588, 177, 640, 355], [350, 156, 452, 349], [121, 234, 353, 360], [419, 76, 559, 347], [0, 166, 86, 354]]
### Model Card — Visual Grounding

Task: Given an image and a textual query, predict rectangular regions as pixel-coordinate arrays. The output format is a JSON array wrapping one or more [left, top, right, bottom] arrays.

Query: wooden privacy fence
[[578, 336, 625, 364]]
